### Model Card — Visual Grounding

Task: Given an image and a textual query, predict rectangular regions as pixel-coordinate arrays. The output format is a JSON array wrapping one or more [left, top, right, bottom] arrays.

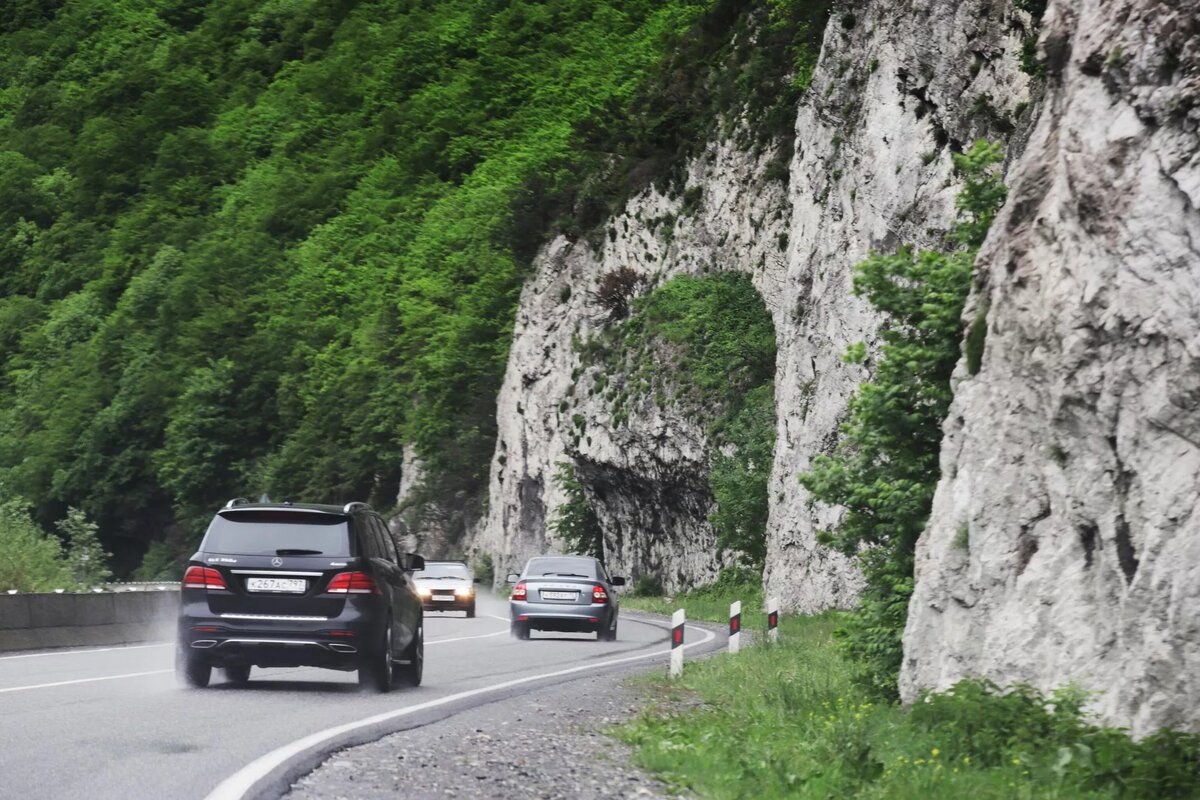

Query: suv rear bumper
[[179, 596, 383, 670]]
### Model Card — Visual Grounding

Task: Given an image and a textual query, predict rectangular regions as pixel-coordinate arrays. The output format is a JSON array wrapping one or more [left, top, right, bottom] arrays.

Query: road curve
[[0, 591, 719, 800]]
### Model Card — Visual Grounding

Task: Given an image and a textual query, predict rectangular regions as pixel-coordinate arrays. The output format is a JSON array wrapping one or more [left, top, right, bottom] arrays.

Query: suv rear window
[[201, 511, 352, 557]]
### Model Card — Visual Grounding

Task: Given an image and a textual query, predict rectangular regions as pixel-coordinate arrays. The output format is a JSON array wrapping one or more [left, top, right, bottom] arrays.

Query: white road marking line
[[205, 624, 718, 800], [0, 642, 172, 661], [0, 669, 174, 694], [426, 629, 509, 645]]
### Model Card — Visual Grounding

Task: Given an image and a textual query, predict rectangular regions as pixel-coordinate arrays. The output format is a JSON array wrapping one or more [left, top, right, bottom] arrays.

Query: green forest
[[0, 0, 825, 575]]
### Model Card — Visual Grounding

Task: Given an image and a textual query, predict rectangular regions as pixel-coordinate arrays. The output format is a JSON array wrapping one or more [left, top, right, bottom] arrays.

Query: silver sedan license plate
[[541, 590, 577, 600], [246, 577, 306, 593], [432, 595, 455, 601]]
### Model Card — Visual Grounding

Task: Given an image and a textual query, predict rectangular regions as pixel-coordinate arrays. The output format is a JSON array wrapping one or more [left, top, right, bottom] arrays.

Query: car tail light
[[592, 585, 608, 603], [511, 583, 527, 601], [327, 571, 379, 595], [183, 566, 227, 590]]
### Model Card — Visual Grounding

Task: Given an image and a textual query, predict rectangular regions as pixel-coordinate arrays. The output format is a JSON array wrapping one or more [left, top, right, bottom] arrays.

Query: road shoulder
[[285, 665, 680, 800]]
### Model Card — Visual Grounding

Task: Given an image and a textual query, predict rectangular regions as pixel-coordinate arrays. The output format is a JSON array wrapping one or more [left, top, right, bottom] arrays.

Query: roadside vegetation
[[616, 143, 1199, 796], [0, 500, 112, 591], [800, 141, 1007, 698], [570, 272, 777, 567], [0, 0, 828, 575], [621, 583, 1200, 799]]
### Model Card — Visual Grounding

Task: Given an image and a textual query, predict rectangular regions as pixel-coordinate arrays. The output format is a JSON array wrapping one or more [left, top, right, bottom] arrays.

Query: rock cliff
[[471, 137, 792, 587], [901, 0, 1200, 735], [472, 0, 1032, 594], [764, 0, 1033, 611]]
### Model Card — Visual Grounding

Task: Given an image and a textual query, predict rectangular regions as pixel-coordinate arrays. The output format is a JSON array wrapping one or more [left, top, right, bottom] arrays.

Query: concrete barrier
[[0, 590, 178, 652]]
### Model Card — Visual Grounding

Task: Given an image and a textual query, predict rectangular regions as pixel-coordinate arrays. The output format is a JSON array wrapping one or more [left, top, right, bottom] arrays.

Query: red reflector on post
[[671, 625, 684, 647], [768, 611, 779, 629]]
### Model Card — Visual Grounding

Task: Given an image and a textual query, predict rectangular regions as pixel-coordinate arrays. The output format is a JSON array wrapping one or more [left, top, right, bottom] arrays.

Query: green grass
[[623, 568, 765, 630], [615, 602, 1200, 799]]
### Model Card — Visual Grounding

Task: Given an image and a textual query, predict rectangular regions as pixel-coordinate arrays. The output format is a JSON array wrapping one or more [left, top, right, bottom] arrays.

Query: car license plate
[[432, 595, 455, 601], [541, 590, 577, 600], [246, 577, 307, 593]]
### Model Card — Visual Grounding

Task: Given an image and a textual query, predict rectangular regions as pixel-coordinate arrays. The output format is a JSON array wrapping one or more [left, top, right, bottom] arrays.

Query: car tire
[[511, 621, 530, 640], [466, 602, 476, 619], [396, 624, 423, 687], [358, 620, 395, 693], [176, 645, 211, 689], [223, 664, 251, 685], [601, 620, 617, 641]]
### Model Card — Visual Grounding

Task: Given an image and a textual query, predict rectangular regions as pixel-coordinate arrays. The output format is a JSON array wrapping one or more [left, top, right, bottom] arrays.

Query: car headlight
[[417, 587, 432, 598], [454, 587, 474, 598]]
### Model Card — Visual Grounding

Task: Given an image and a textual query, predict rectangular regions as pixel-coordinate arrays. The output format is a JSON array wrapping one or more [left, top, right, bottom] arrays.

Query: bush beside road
[[618, 592, 1200, 798]]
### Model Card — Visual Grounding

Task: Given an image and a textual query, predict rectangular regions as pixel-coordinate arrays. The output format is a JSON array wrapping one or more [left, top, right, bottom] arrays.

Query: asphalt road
[[0, 591, 718, 800]]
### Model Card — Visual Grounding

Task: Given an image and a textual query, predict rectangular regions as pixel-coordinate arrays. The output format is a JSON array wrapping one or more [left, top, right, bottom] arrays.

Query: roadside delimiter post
[[669, 608, 685, 678], [729, 600, 741, 654]]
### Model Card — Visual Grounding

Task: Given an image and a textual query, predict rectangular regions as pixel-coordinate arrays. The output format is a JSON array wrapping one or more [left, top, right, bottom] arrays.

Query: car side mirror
[[404, 553, 425, 572], [505, 572, 519, 584], [610, 576, 626, 586]]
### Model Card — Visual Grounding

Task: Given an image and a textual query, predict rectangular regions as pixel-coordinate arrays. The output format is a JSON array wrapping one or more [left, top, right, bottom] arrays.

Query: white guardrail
[[0, 585, 180, 653], [4, 582, 180, 595]]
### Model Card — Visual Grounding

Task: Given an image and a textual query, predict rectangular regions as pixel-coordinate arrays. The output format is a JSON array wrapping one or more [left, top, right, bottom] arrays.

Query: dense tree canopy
[[0, 0, 823, 573]]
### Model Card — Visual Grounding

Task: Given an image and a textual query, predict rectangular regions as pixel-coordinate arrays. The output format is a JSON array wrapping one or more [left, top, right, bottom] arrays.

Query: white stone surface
[[473, 0, 1031, 602], [764, 0, 1031, 611], [901, 0, 1200, 734], [470, 137, 792, 590]]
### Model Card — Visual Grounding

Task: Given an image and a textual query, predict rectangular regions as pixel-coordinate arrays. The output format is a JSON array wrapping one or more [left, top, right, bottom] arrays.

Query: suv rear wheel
[[396, 624, 423, 686], [176, 645, 211, 688], [358, 620, 395, 693]]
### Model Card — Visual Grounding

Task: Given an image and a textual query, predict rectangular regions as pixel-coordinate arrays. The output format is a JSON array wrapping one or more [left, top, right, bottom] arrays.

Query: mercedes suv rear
[[176, 499, 424, 692]]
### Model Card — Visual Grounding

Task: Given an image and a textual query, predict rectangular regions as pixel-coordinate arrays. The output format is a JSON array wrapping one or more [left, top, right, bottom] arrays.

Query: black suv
[[176, 500, 424, 692]]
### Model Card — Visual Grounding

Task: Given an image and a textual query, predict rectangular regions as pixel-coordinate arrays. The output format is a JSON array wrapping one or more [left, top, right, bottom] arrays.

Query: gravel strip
[[285, 669, 682, 800]]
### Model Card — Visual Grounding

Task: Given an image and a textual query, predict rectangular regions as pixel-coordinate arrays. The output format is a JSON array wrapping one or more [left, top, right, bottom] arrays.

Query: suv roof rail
[[224, 497, 252, 508], [342, 501, 371, 514]]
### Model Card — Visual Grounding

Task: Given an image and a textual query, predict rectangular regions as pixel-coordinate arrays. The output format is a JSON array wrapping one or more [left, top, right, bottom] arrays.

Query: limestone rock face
[[764, 0, 1031, 611], [471, 138, 792, 589], [474, 0, 1031, 600], [901, 0, 1200, 734]]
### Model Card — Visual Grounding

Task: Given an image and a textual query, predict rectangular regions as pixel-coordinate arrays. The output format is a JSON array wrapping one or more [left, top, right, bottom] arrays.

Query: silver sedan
[[506, 555, 626, 640]]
